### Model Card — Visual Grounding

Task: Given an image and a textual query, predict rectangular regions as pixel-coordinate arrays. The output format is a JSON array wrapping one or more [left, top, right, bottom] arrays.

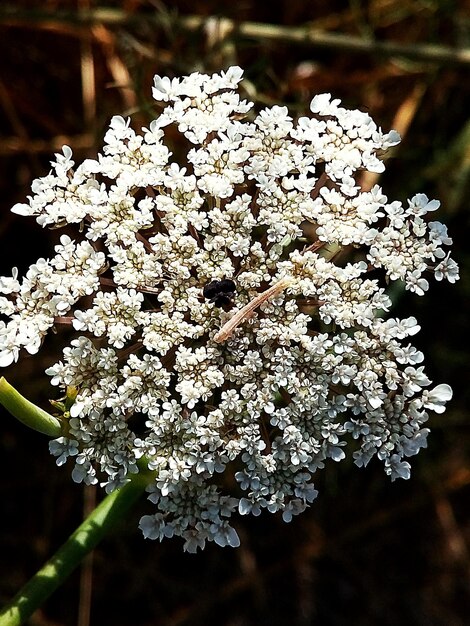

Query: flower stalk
[[0, 472, 148, 626], [0, 377, 62, 437], [0, 378, 149, 626]]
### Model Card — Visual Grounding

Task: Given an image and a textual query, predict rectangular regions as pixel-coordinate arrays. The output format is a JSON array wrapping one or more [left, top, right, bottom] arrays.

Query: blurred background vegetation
[[0, 1, 469, 625]]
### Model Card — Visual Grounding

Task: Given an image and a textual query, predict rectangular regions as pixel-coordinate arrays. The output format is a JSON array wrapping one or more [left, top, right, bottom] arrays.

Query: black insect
[[202, 278, 236, 309]]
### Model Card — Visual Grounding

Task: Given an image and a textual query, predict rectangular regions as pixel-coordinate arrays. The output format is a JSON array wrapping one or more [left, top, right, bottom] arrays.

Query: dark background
[[1, 2, 469, 625]]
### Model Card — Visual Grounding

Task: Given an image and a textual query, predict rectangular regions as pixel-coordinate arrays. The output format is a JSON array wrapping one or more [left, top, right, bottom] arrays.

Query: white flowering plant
[[0, 66, 459, 557]]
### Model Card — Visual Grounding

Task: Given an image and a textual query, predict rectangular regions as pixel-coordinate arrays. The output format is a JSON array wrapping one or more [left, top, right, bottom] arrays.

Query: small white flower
[[434, 254, 460, 283], [407, 193, 440, 216], [421, 384, 453, 413], [49, 437, 79, 465]]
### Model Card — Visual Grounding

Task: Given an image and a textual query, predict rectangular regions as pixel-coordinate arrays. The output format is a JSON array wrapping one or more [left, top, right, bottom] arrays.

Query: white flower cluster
[[0, 67, 458, 552]]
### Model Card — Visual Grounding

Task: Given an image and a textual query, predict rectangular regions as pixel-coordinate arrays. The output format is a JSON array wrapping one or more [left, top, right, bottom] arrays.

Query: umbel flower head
[[0, 66, 458, 552]]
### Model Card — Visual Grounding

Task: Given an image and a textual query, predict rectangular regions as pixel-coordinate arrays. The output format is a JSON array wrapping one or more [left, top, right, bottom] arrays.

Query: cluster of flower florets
[[0, 66, 458, 551]]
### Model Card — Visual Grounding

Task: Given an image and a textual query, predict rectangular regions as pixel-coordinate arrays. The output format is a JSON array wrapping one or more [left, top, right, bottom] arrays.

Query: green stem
[[0, 472, 148, 626], [0, 377, 62, 437]]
